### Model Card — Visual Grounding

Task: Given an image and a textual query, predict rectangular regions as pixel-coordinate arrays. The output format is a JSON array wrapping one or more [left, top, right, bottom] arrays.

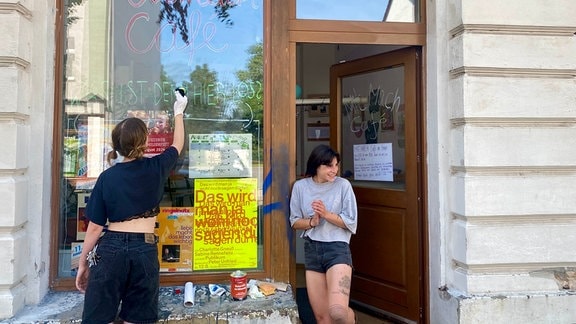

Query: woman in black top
[[75, 90, 187, 323]]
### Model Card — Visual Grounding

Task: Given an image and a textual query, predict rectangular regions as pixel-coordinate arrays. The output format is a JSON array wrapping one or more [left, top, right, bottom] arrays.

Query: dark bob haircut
[[305, 144, 341, 177]]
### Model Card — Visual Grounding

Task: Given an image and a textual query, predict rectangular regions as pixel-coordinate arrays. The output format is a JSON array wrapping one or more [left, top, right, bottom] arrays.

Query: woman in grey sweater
[[290, 144, 358, 324]]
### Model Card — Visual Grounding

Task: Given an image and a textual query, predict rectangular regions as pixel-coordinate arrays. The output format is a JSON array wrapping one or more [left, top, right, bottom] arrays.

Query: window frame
[[289, 0, 426, 45], [49, 0, 276, 290]]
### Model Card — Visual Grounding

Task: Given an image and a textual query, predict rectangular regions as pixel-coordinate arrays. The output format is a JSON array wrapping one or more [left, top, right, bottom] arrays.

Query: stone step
[[2, 285, 300, 324]]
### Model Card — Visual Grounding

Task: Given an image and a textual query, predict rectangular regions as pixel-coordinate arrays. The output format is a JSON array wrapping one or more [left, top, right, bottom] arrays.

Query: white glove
[[174, 90, 188, 116]]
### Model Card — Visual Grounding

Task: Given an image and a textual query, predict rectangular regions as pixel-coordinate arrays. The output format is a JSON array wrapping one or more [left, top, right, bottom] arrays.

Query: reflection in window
[[296, 0, 418, 23], [59, 0, 263, 278]]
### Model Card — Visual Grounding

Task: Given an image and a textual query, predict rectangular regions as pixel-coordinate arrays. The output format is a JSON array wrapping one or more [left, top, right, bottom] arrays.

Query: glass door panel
[[340, 66, 406, 190]]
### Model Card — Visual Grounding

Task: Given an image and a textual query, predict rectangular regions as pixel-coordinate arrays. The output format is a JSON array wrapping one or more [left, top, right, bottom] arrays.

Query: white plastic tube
[[184, 282, 194, 307]]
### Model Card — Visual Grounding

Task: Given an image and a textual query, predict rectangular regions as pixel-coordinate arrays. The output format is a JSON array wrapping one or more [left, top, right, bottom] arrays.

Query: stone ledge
[[1, 285, 300, 324]]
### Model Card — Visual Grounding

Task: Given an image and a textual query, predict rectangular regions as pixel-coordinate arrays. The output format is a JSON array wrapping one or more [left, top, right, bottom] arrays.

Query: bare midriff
[[108, 216, 157, 234]]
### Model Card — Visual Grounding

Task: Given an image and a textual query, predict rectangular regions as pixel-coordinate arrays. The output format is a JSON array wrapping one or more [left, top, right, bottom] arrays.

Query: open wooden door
[[329, 47, 424, 322]]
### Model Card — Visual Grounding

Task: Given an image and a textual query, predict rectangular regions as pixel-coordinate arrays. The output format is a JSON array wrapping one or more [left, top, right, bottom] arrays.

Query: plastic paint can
[[230, 270, 247, 300]]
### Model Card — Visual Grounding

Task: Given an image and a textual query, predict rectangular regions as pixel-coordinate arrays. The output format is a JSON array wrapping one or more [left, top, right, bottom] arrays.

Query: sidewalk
[[2, 284, 300, 324]]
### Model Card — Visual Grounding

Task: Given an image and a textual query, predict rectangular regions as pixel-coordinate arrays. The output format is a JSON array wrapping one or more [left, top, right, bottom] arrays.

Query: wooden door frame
[[281, 1, 429, 322], [330, 48, 425, 321]]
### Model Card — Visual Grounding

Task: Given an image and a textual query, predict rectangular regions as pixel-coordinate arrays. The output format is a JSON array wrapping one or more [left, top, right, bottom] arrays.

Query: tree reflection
[[158, 0, 237, 44], [236, 42, 263, 162], [157, 1, 262, 162], [65, 0, 85, 25]]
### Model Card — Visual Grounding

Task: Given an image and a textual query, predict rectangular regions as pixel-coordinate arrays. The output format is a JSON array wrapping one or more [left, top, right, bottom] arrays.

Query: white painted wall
[[426, 0, 457, 321], [0, 1, 55, 318], [428, 0, 576, 322]]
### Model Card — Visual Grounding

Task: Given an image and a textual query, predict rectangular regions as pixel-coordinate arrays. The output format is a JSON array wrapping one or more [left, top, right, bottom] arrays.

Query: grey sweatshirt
[[289, 176, 358, 243]]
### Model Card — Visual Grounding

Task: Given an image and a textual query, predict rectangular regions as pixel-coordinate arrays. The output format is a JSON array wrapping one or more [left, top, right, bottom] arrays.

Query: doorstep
[[2, 284, 300, 324]]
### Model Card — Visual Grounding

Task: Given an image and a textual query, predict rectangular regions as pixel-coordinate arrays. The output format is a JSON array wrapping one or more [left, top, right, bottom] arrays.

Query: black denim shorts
[[304, 238, 353, 273], [82, 231, 159, 324]]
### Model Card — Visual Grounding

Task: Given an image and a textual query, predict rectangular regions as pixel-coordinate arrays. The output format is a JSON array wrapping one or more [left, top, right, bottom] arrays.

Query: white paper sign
[[353, 143, 393, 181], [188, 133, 252, 178]]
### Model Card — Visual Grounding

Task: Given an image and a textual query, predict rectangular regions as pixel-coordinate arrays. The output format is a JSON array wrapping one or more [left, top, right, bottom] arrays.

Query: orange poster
[[156, 207, 194, 272]]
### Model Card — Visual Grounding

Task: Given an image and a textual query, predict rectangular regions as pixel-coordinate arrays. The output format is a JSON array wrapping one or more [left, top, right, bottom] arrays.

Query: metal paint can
[[230, 270, 247, 300]]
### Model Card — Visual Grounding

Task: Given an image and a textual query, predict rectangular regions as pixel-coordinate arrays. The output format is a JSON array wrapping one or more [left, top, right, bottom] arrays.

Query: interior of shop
[[294, 42, 405, 264], [295, 43, 408, 323]]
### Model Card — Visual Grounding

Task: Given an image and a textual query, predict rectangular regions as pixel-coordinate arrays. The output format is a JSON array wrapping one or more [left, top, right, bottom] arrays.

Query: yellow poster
[[157, 207, 194, 272], [193, 178, 258, 270]]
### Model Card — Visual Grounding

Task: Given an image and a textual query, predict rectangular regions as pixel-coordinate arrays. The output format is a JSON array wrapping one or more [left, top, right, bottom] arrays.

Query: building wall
[[428, 0, 576, 322], [0, 1, 56, 318]]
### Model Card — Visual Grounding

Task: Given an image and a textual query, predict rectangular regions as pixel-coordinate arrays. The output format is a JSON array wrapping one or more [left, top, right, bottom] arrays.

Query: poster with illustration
[[125, 110, 174, 157], [156, 207, 194, 272]]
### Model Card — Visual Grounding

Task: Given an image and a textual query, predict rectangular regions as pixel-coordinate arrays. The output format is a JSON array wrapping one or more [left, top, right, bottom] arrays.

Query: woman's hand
[[174, 90, 188, 116], [311, 200, 328, 218], [75, 262, 89, 293], [311, 199, 347, 229], [76, 221, 103, 293]]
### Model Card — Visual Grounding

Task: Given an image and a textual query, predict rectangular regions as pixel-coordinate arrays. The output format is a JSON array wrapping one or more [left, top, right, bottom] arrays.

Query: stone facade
[[427, 0, 576, 323], [0, 0, 55, 320], [1, 0, 576, 322]]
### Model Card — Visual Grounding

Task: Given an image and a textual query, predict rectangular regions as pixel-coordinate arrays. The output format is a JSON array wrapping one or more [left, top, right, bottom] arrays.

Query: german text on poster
[[157, 207, 194, 272], [193, 178, 258, 270]]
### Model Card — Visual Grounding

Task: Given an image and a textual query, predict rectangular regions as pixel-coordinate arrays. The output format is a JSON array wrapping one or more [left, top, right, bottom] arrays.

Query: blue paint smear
[[263, 167, 273, 195], [262, 201, 282, 214]]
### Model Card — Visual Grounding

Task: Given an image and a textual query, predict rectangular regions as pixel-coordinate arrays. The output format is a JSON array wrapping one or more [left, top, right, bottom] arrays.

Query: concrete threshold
[[2, 284, 300, 324]]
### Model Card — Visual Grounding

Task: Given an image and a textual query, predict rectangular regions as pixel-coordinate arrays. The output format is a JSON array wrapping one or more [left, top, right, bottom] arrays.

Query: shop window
[[296, 0, 420, 23], [58, 0, 264, 281]]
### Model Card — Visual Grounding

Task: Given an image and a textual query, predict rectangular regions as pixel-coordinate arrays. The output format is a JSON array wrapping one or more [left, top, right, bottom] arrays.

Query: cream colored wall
[[0, 1, 55, 319], [428, 0, 576, 322]]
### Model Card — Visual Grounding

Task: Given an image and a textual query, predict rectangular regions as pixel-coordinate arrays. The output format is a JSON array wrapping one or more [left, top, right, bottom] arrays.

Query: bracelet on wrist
[[309, 218, 315, 228]]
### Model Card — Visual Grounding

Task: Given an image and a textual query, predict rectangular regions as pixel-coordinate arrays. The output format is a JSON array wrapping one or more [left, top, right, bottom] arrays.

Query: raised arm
[[171, 89, 188, 154]]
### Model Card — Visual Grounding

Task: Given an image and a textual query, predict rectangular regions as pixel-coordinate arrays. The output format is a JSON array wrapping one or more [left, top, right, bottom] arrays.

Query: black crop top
[[86, 146, 179, 226]]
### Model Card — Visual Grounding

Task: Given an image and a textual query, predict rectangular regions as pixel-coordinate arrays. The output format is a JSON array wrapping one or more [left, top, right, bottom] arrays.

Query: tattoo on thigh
[[338, 275, 351, 295]]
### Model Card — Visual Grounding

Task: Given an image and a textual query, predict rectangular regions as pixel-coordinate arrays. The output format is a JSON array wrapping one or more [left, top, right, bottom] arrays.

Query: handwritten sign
[[353, 143, 393, 181], [193, 178, 258, 270]]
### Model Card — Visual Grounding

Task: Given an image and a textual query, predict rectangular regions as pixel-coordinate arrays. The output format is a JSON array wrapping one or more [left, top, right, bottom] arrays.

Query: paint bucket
[[230, 270, 247, 300]]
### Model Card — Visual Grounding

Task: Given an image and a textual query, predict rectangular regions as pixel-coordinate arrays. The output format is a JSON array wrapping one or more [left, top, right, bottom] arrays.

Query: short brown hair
[[107, 117, 148, 164]]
